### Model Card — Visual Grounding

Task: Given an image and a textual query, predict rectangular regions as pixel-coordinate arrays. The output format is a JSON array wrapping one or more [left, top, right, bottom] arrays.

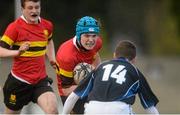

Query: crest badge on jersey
[[43, 29, 49, 38], [9, 94, 16, 105]]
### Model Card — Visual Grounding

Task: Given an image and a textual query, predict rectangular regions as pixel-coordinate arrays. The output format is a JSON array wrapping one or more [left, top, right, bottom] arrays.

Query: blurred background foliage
[[0, 0, 180, 57]]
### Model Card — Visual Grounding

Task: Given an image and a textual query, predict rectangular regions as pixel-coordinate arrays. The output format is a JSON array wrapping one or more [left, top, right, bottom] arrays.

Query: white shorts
[[84, 101, 134, 114]]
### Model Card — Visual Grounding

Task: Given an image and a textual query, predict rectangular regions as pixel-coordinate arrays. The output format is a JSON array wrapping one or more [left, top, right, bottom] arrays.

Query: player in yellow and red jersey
[[56, 16, 102, 114], [0, 0, 58, 114]]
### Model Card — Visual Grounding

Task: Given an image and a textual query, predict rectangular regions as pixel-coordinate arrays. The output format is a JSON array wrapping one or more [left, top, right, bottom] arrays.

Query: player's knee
[[42, 102, 58, 114], [46, 106, 58, 114], [45, 100, 58, 114], [38, 92, 58, 114]]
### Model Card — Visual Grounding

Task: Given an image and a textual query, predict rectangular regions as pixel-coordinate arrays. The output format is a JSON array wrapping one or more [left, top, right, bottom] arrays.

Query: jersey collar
[[73, 36, 89, 52], [114, 57, 129, 62], [73, 36, 79, 50], [21, 15, 41, 24]]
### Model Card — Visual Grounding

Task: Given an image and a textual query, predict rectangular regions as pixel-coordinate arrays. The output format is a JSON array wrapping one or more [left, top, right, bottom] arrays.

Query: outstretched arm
[[0, 47, 19, 57], [145, 106, 159, 115], [0, 42, 30, 57], [62, 92, 80, 114]]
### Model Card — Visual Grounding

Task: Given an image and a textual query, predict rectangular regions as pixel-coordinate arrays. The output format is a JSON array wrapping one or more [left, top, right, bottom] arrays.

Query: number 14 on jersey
[[102, 64, 127, 85]]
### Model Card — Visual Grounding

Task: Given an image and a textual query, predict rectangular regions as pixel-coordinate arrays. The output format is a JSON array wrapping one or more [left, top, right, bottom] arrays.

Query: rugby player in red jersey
[[56, 16, 102, 114], [0, 0, 58, 114]]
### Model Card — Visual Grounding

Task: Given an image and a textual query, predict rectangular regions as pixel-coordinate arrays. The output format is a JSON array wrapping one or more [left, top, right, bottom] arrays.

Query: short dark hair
[[115, 40, 136, 61], [21, 0, 40, 8]]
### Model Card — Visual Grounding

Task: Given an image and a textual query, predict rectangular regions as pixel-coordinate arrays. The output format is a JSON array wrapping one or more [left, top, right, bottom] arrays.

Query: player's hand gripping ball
[[73, 62, 93, 84]]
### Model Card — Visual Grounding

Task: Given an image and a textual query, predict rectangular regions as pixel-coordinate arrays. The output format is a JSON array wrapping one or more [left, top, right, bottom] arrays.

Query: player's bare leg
[[37, 91, 58, 114]]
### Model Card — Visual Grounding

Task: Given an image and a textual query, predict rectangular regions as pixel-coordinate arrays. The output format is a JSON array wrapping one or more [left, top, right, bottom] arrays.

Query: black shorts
[[61, 95, 87, 114], [3, 73, 54, 111]]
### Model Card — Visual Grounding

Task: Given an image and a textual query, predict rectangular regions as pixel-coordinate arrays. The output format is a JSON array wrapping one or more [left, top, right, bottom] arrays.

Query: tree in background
[[1, 0, 180, 57], [145, 0, 180, 56]]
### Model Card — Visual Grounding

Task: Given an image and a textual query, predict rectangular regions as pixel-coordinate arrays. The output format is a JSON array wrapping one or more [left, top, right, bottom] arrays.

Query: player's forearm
[[0, 41, 30, 57], [46, 40, 56, 63], [62, 92, 79, 114], [0, 47, 19, 57], [1, 51, 19, 57], [145, 106, 159, 115]]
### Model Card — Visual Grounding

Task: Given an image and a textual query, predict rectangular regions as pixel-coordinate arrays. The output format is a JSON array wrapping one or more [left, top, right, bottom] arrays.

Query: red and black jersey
[[0, 16, 53, 84], [56, 36, 102, 95]]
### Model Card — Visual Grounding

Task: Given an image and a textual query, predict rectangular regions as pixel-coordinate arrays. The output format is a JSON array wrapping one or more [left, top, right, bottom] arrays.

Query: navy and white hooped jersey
[[74, 57, 159, 109]]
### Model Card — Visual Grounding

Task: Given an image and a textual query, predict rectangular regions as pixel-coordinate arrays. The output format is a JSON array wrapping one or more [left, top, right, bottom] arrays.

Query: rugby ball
[[73, 62, 93, 84]]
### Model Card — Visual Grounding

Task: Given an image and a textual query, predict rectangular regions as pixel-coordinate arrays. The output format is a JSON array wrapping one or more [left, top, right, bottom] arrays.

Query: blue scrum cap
[[76, 16, 100, 41]]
